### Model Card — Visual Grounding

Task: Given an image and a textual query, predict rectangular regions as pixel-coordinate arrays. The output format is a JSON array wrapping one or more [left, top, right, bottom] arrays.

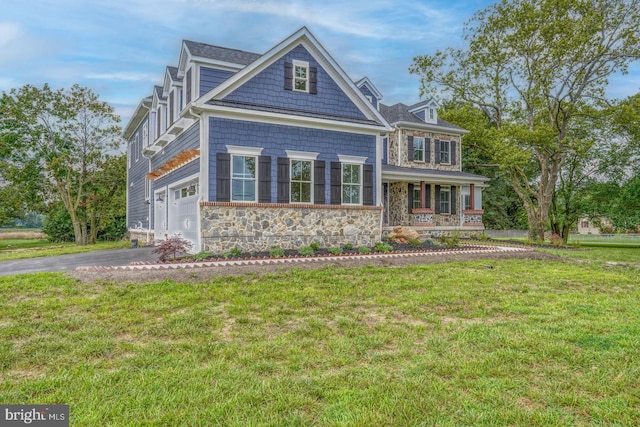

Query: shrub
[[298, 246, 315, 256], [42, 207, 75, 242], [328, 247, 343, 255], [358, 246, 371, 254], [191, 251, 212, 261], [439, 231, 461, 248], [153, 235, 193, 261], [373, 242, 393, 253], [269, 246, 285, 258], [343, 243, 354, 250], [309, 241, 321, 251], [407, 238, 424, 248], [550, 233, 564, 246]]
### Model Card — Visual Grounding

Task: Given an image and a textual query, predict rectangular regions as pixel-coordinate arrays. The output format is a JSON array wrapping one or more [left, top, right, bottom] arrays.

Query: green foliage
[[439, 232, 461, 248], [343, 242, 354, 251], [328, 247, 343, 255], [298, 246, 315, 257], [373, 242, 393, 253], [191, 251, 213, 261], [358, 246, 371, 254], [309, 241, 321, 251], [42, 205, 75, 242], [269, 246, 285, 258], [407, 238, 424, 248]]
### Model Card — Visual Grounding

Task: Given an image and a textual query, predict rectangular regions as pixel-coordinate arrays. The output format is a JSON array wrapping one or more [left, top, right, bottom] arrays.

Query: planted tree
[[411, 0, 640, 241], [0, 84, 122, 245]]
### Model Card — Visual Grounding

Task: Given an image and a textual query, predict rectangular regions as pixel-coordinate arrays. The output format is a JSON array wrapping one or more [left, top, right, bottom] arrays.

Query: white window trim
[[341, 163, 363, 206], [285, 150, 319, 161], [413, 185, 422, 210], [289, 159, 314, 204], [413, 136, 425, 162], [440, 140, 451, 164], [292, 59, 309, 93], [338, 154, 366, 164], [226, 145, 264, 156], [440, 186, 451, 214], [230, 154, 258, 203]]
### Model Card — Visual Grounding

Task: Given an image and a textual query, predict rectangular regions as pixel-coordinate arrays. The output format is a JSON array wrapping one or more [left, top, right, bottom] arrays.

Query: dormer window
[[293, 60, 309, 92], [429, 108, 434, 120]]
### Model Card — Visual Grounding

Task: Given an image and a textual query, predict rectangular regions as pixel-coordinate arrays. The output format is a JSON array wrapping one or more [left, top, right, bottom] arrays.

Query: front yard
[[1, 248, 639, 425]]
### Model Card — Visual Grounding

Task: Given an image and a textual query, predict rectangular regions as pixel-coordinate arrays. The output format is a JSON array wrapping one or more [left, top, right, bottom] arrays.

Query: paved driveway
[[0, 246, 158, 276]]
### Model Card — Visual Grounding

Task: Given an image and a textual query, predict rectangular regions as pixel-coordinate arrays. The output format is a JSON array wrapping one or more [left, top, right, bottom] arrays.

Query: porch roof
[[382, 165, 489, 186]]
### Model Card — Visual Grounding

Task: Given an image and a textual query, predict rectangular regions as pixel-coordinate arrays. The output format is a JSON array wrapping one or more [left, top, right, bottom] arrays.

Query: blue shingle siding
[[208, 117, 376, 204], [414, 109, 425, 121], [150, 122, 199, 171], [224, 45, 366, 120], [200, 67, 235, 96], [127, 118, 150, 230], [358, 84, 378, 109]]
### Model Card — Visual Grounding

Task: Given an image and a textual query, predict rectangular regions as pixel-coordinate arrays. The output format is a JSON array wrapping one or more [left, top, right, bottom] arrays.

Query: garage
[[167, 179, 200, 251]]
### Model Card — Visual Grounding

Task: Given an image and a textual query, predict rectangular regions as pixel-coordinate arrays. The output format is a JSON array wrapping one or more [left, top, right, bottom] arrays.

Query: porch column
[[420, 181, 426, 208], [470, 183, 475, 210]]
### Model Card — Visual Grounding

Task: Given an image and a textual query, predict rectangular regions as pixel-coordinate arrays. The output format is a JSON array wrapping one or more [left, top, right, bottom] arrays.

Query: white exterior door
[[168, 180, 200, 251]]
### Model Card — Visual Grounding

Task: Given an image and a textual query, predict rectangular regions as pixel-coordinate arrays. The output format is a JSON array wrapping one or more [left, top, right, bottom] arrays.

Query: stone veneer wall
[[128, 230, 154, 245], [200, 202, 382, 253]]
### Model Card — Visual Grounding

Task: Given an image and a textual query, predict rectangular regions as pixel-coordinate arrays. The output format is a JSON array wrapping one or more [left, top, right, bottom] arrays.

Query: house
[[124, 27, 488, 253]]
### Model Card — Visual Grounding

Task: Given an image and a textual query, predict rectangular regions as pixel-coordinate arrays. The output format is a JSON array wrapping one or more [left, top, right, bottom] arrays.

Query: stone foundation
[[200, 202, 382, 253], [128, 229, 154, 245]]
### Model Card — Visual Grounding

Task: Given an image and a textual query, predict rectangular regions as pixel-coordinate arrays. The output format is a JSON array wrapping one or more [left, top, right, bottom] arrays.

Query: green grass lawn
[[1, 250, 639, 426], [0, 240, 130, 261]]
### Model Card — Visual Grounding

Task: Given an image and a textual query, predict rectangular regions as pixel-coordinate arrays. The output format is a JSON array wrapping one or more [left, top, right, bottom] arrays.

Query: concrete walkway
[[0, 246, 158, 276]]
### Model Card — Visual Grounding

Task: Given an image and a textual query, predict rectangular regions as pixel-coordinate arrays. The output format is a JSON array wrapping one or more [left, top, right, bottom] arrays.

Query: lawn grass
[[0, 240, 130, 261], [1, 251, 639, 426]]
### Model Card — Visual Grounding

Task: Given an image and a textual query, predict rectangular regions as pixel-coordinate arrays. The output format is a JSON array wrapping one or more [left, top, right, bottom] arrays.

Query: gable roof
[[355, 77, 383, 100], [183, 40, 261, 66], [195, 26, 391, 130], [379, 103, 466, 133]]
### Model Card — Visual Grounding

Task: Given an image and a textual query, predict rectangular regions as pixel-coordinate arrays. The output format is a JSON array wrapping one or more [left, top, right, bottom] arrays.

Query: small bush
[[309, 241, 321, 251], [374, 242, 393, 253], [439, 231, 461, 248], [328, 247, 343, 255], [298, 246, 315, 256], [550, 233, 564, 246], [42, 207, 75, 242], [153, 235, 193, 261], [269, 246, 285, 258], [191, 251, 212, 261], [343, 243, 354, 250], [408, 238, 424, 248], [358, 246, 371, 254]]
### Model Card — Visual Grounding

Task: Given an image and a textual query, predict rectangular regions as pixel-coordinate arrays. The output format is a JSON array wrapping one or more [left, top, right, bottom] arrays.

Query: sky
[[2, 0, 639, 128]]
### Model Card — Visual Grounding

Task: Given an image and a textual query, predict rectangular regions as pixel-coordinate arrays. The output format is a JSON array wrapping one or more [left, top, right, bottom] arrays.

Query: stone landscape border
[[76, 245, 532, 272]]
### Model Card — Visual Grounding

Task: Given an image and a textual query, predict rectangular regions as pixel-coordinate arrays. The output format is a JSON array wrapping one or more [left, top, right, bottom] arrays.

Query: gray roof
[[167, 66, 181, 82], [153, 85, 164, 99], [379, 103, 464, 131], [382, 164, 488, 182], [184, 40, 261, 66]]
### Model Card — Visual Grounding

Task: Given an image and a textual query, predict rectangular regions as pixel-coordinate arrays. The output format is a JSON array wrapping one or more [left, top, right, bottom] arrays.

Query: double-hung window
[[231, 155, 257, 202], [440, 186, 451, 214], [293, 60, 309, 92], [413, 186, 422, 210], [440, 140, 450, 164], [413, 137, 425, 162], [342, 163, 362, 205], [290, 159, 313, 203]]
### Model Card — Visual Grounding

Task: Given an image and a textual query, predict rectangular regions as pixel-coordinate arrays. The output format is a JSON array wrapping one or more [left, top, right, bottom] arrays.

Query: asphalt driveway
[[0, 246, 158, 276]]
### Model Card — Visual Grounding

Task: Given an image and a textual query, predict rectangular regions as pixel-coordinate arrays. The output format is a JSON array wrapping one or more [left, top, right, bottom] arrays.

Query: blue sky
[[2, 0, 639, 127]]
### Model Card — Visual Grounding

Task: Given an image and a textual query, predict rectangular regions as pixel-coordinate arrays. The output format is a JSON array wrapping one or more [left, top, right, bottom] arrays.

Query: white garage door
[[168, 181, 200, 251]]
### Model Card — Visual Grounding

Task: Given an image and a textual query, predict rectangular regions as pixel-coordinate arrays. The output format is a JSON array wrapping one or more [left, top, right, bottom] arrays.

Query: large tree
[[0, 84, 122, 244], [410, 0, 640, 241]]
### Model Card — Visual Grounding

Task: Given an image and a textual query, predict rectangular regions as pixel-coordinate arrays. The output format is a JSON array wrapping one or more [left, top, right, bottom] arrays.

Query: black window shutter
[[408, 183, 414, 214], [435, 140, 441, 164], [284, 62, 293, 91], [363, 164, 373, 206], [309, 67, 318, 94], [407, 136, 414, 161], [451, 186, 457, 214], [277, 157, 290, 204], [314, 160, 325, 204], [258, 156, 271, 203], [426, 138, 431, 163], [435, 185, 441, 214], [451, 141, 457, 165], [330, 162, 342, 205], [216, 152, 231, 202], [425, 184, 431, 209]]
